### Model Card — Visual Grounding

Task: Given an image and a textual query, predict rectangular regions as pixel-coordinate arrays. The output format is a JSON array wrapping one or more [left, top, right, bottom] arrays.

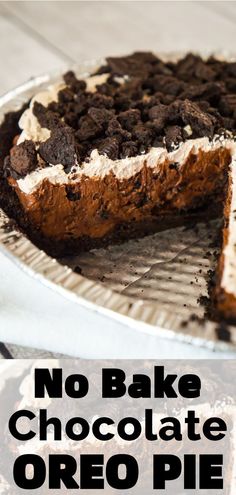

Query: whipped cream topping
[[17, 82, 65, 145], [17, 136, 236, 195]]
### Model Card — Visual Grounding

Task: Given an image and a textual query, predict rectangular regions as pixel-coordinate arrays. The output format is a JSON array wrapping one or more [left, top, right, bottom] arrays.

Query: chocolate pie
[[1, 52, 236, 320]]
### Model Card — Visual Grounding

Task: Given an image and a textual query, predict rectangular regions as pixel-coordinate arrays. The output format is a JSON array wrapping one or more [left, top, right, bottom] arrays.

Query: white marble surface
[[0, 1, 236, 358]]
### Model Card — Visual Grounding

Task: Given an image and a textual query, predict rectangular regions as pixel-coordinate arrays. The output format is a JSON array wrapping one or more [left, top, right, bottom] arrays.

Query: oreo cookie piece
[[76, 115, 102, 141], [33, 101, 65, 131], [106, 52, 159, 77], [39, 128, 79, 171], [98, 137, 120, 160], [118, 109, 141, 131], [180, 99, 215, 137], [88, 107, 114, 128], [165, 126, 183, 150], [63, 71, 87, 93], [8, 140, 38, 178], [120, 140, 138, 158]]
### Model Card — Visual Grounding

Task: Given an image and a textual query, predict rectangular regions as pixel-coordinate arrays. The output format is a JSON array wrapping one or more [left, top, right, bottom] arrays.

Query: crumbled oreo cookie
[[98, 137, 120, 160], [180, 82, 223, 103], [76, 115, 102, 141], [165, 126, 183, 150], [106, 118, 131, 142], [106, 52, 158, 77], [33, 102, 64, 131], [176, 53, 214, 82], [180, 99, 215, 137], [66, 185, 81, 201], [0, 103, 28, 174], [88, 107, 114, 128], [89, 93, 114, 109], [219, 94, 236, 117], [63, 71, 87, 92], [120, 141, 138, 158], [39, 128, 78, 171], [148, 103, 168, 121], [132, 124, 154, 145], [118, 109, 141, 131], [8, 51, 236, 174], [7, 140, 38, 178]]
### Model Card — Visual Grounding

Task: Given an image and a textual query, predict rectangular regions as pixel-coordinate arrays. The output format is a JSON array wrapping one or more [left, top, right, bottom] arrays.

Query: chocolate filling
[[9, 147, 231, 242]]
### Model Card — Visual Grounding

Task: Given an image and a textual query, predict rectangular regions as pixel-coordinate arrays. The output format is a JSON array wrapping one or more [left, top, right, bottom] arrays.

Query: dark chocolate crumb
[[215, 322, 231, 342], [66, 186, 81, 201], [197, 294, 210, 307], [98, 137, 120, 160], [8, 140, 38, 178], [99, 207, 110, 219], [74, 265, 82, 275], [169, 162, 178, 170], [39, 127, 78, 170]]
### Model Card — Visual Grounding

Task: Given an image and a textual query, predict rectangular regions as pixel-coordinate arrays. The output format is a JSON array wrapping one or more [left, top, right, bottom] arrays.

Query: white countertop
[[0, 1, 236, 358]]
